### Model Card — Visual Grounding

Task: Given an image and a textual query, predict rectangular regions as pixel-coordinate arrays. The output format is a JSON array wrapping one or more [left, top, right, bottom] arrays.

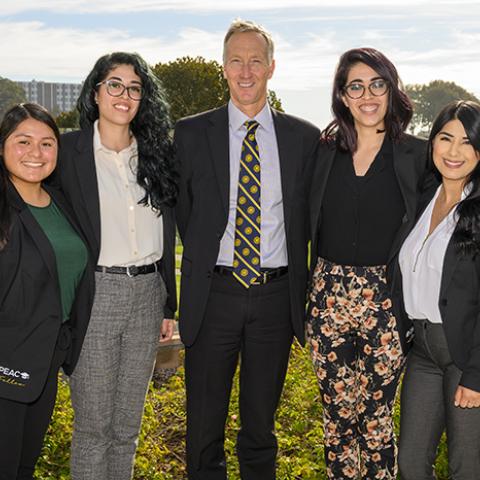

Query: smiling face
[[223, 31, 275, 118], [95, 63, 141, 128], [3, 117, 58, 190], [342, 62, 389, 132], [433, 118, 480, 187]]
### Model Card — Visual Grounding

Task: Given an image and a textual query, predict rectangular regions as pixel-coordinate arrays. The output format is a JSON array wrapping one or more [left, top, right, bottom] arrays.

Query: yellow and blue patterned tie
[[232, 120, 261, 288]]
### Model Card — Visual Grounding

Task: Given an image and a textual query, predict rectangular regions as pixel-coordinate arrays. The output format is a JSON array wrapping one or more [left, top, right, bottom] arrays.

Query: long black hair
[[77, 51, 177, 212], [428, 100, 480, 256], [0, 103, 60, 249], [323, 47, 413, 152]]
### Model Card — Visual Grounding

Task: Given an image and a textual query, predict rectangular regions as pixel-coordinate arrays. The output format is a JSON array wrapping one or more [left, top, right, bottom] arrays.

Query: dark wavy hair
[[0, 103, 60, 249], [77, 51, 177, 212], [428, 100, 480, 256], [323, 47, 413, 152]]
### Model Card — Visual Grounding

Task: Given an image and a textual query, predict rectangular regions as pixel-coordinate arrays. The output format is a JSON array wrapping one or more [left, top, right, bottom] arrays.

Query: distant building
[[16, 80, 82, 114]]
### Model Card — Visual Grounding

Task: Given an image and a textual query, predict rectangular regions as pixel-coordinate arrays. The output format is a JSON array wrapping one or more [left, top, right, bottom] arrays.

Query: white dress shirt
[[94, 121, 163, 267], [399, 185, 464, 323], [216, 101, 288, 268]]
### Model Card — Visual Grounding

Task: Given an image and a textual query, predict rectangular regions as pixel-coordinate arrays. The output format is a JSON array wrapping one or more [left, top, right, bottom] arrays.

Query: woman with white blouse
[[56, 52, 177, 480], [395, 100, 480, 479]]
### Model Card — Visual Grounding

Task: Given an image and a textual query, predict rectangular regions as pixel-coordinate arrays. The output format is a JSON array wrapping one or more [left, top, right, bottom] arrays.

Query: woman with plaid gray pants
[[56, 52, 177, 480]]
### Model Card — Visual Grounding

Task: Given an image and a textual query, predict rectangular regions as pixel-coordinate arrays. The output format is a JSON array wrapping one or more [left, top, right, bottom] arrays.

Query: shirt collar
[[93, 120, 137, 156], [228, 100, 273, 133]]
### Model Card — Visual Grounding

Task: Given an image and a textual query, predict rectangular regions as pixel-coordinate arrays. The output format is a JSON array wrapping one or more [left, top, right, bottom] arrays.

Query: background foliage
[[0, 76, 26, 120], [406, 80, 479, 135]]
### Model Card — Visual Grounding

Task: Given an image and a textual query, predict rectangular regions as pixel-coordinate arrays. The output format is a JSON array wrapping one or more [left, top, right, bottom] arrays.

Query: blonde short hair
[[223, 19, 274, 64]]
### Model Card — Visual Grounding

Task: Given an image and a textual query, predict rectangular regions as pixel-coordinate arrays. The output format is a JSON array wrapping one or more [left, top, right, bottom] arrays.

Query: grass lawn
[[36, 341, 449, 479]]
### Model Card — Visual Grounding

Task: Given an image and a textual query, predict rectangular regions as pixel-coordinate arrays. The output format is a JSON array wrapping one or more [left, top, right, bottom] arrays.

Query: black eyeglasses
[[343, 79, 388, 99], [96, 79, 143, 101]]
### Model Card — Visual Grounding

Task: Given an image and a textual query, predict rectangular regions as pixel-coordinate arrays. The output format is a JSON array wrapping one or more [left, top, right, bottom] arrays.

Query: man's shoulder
[[175, 106, 227, 132], [272, 109, 320, 136]]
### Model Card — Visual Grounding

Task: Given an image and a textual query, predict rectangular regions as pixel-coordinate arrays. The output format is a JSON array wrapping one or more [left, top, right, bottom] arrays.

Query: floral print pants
[[306, 257, 404, 480]]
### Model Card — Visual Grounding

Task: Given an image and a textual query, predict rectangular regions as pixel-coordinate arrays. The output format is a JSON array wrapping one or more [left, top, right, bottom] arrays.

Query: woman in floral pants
[[307, 47, 427, 479]]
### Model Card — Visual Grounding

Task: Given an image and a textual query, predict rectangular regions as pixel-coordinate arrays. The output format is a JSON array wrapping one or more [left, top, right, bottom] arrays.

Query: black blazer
[[174, 105, 320, 347], [392, 183, 480, 392], [0, 182, 94, 403], [56, 127, 177, 318], [309, 133, 427, 351]]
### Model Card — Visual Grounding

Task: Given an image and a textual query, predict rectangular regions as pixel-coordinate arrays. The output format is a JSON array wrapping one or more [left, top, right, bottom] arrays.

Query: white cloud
[[3, 19, 479, 101], [0, 21, 224, 81], [0, 0, 466, 15], [1, 5, 478, 127]]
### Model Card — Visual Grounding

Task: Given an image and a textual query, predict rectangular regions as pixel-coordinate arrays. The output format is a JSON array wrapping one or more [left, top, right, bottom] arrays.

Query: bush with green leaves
[[36, 343, 448, 479]]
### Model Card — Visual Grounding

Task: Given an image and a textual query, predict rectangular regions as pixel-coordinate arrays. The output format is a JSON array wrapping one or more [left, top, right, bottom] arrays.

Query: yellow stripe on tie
[[236, 207, 261, 233], [244, 140, 260, 161], [239, 160, 260, 186], [235, 229, 261, 255], [233, 271, 250, 288], [238, 184, 260, 210], [234, 251, 261, 276]]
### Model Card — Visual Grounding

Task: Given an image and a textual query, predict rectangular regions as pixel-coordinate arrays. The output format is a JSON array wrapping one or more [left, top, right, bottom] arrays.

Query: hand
[[159, 318, 175, 343], [454, 385, 480, 408]]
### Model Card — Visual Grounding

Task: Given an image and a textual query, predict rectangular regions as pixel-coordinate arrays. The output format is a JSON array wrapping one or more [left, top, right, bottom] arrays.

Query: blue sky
[[1, 0, 479, 127]]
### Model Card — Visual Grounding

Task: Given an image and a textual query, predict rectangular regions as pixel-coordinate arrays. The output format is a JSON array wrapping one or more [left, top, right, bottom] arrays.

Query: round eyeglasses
[[343, 79, 388, 100], [96, 79, 143, 101]]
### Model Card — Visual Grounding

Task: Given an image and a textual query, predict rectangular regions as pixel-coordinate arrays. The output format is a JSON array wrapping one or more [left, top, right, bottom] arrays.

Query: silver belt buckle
[[252, 272, 267, 286], [126, 265, 139, 277]]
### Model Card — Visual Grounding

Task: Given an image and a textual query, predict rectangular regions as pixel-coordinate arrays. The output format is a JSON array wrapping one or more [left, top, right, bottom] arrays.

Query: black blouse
[[317, 138, 405, 266]]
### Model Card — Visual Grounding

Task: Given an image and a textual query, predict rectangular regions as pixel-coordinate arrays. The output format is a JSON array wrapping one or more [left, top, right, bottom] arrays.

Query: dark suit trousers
[[398, 320, 480, 480], [0, 325, 70, 480], [185, 271, 293, 480]]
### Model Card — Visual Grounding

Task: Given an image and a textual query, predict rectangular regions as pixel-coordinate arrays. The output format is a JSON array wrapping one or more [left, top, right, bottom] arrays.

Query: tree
[[406, 80, 479, 135], [153, 56, 282, 123], [56, 108, 80, 129], [267, 89, 283, 112], [0, 77, 26, 121]]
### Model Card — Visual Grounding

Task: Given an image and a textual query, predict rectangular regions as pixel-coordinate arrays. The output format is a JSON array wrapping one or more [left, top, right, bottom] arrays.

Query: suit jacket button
[[440, 298, 447, 306], [207, 270, 212, 278]]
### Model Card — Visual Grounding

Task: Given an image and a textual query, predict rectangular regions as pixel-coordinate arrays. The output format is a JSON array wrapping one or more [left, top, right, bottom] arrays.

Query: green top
[[28, 201, 88, 322]]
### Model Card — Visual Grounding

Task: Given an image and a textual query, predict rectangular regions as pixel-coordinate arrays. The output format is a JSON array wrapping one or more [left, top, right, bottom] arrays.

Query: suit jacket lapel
[[439, 237, 460, 298], [310, 144, 336, 241], [207, 106, 230, 217], [72, 127, 101, 251], [388, 139, 423, 263], [272, 110, 302, 230], [7, 183, 58, 284], [45, 184, 92, 257]]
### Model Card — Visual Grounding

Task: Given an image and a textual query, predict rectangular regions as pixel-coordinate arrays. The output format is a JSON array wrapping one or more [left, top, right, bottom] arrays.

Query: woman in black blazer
[[395, 101, 480, 479], [56, 52, 177, 480], [306, 48, 426, 479], [0, 103, 94, 479]]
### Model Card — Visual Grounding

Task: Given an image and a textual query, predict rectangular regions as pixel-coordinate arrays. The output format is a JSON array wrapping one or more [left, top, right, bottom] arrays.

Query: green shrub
[[36, 343, 449, 479]]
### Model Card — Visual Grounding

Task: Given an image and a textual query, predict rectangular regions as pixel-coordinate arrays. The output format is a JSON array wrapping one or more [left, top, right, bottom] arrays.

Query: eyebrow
[[108, 76, 142, 85], [438, 131, 470, 140], [13, 133, 57, 141], [347, 76, 383, 84]]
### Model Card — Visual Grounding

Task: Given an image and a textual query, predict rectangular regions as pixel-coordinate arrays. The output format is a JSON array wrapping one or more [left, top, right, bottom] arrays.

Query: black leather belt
[[213, 265, 288, 285], [95, 260, 161, 277]]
